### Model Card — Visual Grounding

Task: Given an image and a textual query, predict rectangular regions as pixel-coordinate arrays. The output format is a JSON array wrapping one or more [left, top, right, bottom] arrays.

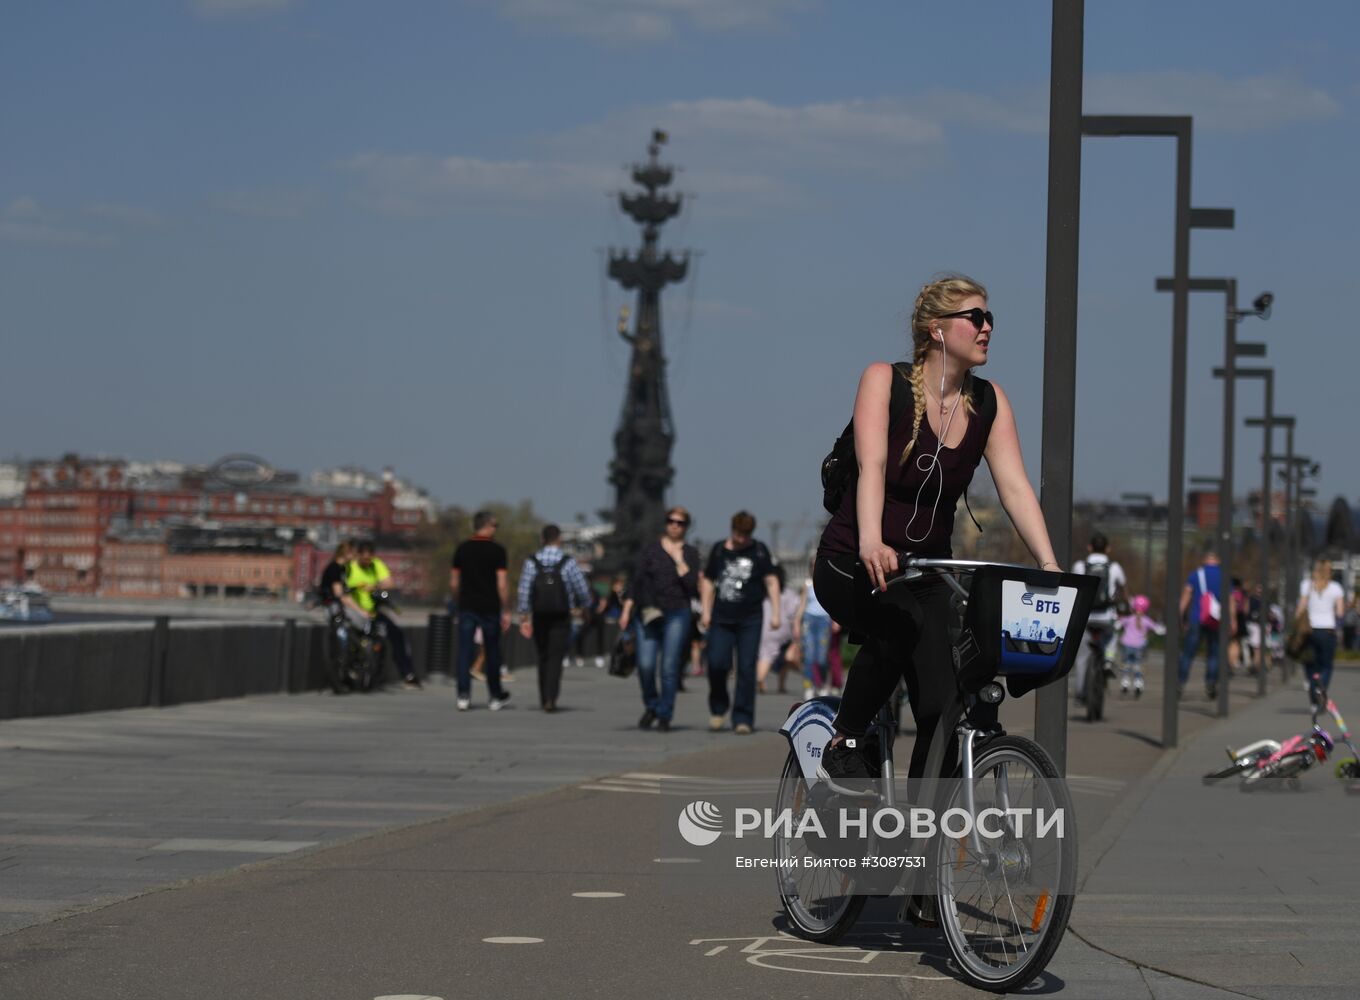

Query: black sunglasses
[[937, 308, 994, 331], [667, 517, 690, 527]]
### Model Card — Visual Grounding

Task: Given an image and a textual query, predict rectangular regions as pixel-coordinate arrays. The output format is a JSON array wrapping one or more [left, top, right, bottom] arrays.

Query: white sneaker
[[490, 693, 511, 711], [456, 697, 471, 711], [818, 686, 831, 697], [802, 688, 815, 702], [594, 655, 607, 668]]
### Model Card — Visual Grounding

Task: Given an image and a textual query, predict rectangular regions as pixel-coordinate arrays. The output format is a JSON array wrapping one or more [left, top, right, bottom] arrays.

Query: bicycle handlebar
[[871, 556, 1044, 597]]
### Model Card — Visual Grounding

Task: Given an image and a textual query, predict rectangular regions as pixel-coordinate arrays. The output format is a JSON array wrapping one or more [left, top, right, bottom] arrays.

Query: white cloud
[[336, 69, 1342, 217], [1, 198, 113, 248], [193, 0, 295, 17], [210, 188, 319, 219], [338, 154, 621, 215], [484, 0, 811, 42], [1083, 71, 1342, 133]]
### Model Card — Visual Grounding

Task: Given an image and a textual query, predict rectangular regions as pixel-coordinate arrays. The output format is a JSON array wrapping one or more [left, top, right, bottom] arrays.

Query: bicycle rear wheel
[[774, 751, 865, 942], [935, 735, 1076, 993]]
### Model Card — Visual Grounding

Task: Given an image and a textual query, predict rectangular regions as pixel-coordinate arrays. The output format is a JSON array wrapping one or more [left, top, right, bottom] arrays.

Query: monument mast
[[600, 130, 689, 575]]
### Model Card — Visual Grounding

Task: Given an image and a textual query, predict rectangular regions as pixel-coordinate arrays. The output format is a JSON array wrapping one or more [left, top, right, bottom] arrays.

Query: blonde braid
[[900, 338, 930, 467]]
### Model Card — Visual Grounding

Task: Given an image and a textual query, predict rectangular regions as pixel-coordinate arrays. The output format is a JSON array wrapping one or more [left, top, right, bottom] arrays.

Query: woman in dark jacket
[[619, 506, 700, 731]]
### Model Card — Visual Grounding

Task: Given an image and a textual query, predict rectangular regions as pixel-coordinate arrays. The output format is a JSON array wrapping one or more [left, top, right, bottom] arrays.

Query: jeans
[[706, 613, 763, 727], [457, 610, 507, 699], [801, 614, 832, 689], [374, 612, 413, 678], [1178, 620, 1220, 688], [636, 609, 690, 721], [1119, 644, 1145, 689], [1309, 630, 1338, 694]]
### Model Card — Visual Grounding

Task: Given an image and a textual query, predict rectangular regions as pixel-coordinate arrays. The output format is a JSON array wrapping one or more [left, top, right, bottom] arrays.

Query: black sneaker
[[638, 709, 656, 730], [656, 718, 671, 732], [816, 737, 880, 797]]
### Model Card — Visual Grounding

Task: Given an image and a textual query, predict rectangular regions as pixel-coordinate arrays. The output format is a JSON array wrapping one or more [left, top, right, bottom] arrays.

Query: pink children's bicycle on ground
[[1202, 674, 1360, 791]]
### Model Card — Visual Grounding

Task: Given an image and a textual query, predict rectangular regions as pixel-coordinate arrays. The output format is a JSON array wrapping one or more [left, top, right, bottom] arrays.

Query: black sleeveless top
[[818, 373, 995, 562]]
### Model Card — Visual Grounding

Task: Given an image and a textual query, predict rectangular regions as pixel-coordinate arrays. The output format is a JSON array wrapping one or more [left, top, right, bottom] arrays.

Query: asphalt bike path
[[1074, 664, 1360, 1000], [0, 655, 1298, 997]]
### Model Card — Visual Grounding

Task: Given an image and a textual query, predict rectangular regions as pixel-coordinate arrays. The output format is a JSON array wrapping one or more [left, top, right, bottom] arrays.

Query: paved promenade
[[0, 652, 1344, 997]]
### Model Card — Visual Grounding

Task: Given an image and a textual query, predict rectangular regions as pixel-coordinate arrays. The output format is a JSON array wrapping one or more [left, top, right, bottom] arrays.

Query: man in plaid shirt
[[518, 524, 593, 712]]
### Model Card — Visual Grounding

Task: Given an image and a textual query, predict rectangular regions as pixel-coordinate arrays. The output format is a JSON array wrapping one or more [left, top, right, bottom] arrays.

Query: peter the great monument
[[599, 131, 690, 575]]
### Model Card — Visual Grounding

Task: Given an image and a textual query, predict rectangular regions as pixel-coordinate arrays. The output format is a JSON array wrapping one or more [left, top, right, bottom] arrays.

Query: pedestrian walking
[[757, 566, 801, 694], [450, 511, 512, 712], [1116, 594, 1164, 698], [617, 506, 699, 732], [1228, 577, 1249, 675], [517, 524, 593, 713], [700, 510, 779, 734], [795, 573, 836, 697], [1178, 546, 1227, 699], [1296, 557, 1345, 694]]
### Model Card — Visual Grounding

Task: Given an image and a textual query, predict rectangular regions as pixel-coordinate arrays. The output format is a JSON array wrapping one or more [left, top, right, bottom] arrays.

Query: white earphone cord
[[903, 332, 962, 545]]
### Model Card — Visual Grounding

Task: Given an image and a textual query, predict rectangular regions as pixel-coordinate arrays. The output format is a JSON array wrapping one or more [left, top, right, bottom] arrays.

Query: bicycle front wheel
[[935, 735, 1077, 993], [774, 751, 865, 942]]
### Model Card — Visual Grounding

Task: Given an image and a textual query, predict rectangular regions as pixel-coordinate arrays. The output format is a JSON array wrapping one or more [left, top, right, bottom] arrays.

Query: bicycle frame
[[781, 557, 1088, 896]]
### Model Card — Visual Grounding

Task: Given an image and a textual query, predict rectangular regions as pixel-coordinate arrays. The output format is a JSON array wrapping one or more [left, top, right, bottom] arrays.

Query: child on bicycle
[[1115, 594, 1164, 698]]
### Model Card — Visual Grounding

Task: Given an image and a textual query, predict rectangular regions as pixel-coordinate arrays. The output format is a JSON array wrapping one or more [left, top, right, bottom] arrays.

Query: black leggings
[[813, 554, 960, 781]]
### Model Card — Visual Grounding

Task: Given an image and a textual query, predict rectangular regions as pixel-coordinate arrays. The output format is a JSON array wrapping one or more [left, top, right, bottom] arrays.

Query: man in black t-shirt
[[450, 511, 511, 712], [699, 510, 780, 734]]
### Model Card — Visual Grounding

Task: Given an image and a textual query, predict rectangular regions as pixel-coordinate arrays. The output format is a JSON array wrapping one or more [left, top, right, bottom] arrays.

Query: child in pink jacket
[[1117, 595, 1166, 698]]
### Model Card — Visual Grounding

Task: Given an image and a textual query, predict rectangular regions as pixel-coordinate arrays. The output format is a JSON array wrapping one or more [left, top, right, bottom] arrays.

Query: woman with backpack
[[812, 274, 1061, 795]]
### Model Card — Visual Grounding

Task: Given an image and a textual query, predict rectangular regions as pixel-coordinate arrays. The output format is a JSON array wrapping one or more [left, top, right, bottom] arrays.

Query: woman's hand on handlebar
[[859, 540, 899, 592]]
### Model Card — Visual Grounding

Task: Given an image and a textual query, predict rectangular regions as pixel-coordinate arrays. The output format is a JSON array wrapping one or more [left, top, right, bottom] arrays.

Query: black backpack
[[530, 556, 571, 615], [820, 362, 913, 514]]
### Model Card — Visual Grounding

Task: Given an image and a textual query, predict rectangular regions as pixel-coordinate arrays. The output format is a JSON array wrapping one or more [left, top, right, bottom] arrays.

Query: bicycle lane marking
[[688, 934, 952, 980]]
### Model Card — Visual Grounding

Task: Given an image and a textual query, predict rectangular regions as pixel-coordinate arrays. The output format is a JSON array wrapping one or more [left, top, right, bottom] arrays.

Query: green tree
[[420, 499, 546, 608]]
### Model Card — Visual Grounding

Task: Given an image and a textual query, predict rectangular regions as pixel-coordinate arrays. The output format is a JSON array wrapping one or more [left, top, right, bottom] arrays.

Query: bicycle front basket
[[954, 565, 1099, 697]]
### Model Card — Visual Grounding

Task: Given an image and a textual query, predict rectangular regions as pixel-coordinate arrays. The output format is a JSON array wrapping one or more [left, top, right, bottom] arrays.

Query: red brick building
[[2, 455, 434, 599]]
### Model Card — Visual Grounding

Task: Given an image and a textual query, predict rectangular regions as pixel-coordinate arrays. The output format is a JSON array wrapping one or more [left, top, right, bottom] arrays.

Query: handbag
[[1286, 610, 1312, 662], [608, 633, 637, 678]]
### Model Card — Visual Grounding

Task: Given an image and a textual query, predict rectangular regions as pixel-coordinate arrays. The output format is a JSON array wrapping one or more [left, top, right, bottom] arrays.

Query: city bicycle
[[1081, 626, 1116, 723], [775, 558, 1098, 993]]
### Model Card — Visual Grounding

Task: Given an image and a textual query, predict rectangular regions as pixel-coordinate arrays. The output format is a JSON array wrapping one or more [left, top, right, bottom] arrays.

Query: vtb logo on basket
[[677, 801, 724, 846]]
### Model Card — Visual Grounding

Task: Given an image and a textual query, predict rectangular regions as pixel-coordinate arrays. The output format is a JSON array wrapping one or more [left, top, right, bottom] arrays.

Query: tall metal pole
[[1256, 383, 1273, 695], [1163, 130, 1192, 747], [1284, 427, 1297, 613], [1036, 0, 1084, 774], [1216, 280, 1237, 718]]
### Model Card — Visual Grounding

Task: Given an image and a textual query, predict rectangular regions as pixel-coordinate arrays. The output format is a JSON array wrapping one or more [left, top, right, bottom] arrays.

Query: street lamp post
[[1121, 491, 1155, 602], [1036, 0, 1086, 773], [1082, 115, 1229, 748], [1243, 386, 1281, 694]]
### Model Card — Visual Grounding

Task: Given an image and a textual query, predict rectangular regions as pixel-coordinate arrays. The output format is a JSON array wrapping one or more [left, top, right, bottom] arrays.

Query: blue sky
[[3, 1, 1356, 553]]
